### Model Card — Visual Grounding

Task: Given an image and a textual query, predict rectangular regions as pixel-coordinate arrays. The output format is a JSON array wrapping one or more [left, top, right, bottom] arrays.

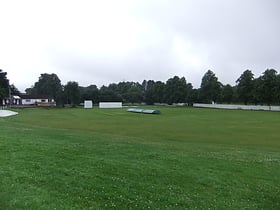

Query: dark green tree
[[200, 70, 222, 103], [252, 77, 262, 104], [55, 87, 66, 107], [99, 85, 122, 102], [10, 84, 20, 95], [117, 82, 143, 103], [164, 76, 190, 104], [259, 69, 278, 105], [64, 81, 81, 106], [221, 84, 234, 104], [275, 74, 280, 103], [153, 81, 165, 103], [123, 85, 143, 103], [0, 69, 9, 106], [188, 88, 199, 105], [80, 85, 99, 103], [142, 80, 156, 105], [236, 70, 254, 104], [185, 83, 195, 105], [27, 73, 63, 102], [25, 87, 35, 95]]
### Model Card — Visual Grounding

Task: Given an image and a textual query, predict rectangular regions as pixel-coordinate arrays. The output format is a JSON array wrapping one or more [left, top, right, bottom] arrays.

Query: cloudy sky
[[0, 0, 279, 91]]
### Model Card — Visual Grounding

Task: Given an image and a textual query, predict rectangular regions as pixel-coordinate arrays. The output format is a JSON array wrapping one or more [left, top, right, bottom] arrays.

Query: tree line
[[1, 68, 280, 106]]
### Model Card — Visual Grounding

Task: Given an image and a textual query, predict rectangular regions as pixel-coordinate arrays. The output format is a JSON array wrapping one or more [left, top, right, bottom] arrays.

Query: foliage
[[99, 85, 122, 102], [259, 69, 278, 105], [64, 81, 81, 106], [200, 70, 222, 103], [1, 107, 280, 209], [26, 73, 63, 101], [119, 82, 143, 103], [123, 85, 143, 103], [252, 77, 263, 104], [10, 84, 20, 95], [276, 75, 280, 103], [21, 68, 280, 106], [80, 85, 99, 103], [153, 81, 166, 103], [0, 69, 9, 105], [236, 70, 255, 104], [142, 80, 166, 104], [71, 69, 280, 105], [164, 76, 190, 104], [142, 80, 156, 105], [221, 84, 235, 104]]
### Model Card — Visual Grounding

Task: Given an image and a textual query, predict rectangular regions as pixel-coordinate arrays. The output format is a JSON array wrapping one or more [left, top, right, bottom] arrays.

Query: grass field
[[1, 107, 280, 209]]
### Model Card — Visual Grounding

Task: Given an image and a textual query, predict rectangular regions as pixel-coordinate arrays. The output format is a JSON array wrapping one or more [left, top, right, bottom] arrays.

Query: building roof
[[13, 95, 21, 99]]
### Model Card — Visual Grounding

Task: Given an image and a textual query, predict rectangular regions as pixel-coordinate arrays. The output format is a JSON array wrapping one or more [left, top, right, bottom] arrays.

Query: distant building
[[2, 94, 56, 107], [2, 95, 21, 106], [20, 94, 56, 107]]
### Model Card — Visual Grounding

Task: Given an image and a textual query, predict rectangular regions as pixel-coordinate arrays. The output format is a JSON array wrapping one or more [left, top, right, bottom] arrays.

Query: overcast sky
[[1, 0, 279, 91]]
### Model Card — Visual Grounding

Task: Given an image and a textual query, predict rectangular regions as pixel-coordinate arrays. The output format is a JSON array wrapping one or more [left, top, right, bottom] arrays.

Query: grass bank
[[1, 107, 280, 209]]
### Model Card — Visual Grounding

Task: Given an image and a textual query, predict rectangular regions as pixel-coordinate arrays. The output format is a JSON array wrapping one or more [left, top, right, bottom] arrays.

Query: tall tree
[[64, 81, 81, 106], [142, 80, 156, 105], [259, 69, 278, 105], [123, 85, 143, 103], [117, 82, 143, 103], [221, 84, 234, 104], [0, 69, 9, 106], [164, 76, 190, 104], [276, 74, 280, 103], [80, 85, 99, 103], [185, 83, 195, 105], [200, 70, 222, 103], [10, 84, 20, 95], [99, 85, 122, 102], [29, 73, 63, 101], [252, 77, 263, 104], [188, 88, 199, 105], [153, 81, 165, 103], [236, 70, 254, 104]]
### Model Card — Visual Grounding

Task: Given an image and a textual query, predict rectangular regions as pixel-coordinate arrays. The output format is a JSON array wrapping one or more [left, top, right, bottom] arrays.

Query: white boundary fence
[[193, 103, 280, 111]]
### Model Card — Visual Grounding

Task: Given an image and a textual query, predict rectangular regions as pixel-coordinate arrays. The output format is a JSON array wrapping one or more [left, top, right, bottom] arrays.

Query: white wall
[[193, 103, 280, 111], [99, 102, 122, 108]]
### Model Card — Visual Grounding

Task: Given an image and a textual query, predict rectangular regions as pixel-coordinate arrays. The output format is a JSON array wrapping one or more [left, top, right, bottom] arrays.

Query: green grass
[[1, 107, 280, 209]]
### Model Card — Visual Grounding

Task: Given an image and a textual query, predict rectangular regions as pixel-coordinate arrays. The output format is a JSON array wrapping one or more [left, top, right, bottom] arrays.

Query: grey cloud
[[11, 0, 280, 90]]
